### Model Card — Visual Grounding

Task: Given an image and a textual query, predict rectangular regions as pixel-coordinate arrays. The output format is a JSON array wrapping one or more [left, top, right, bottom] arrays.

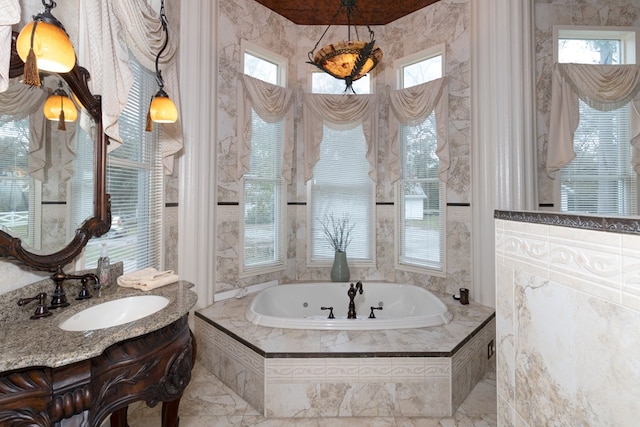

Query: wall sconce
[[43, 80, 78, 131], [307, 0, 383, 93], [16, 0, 76, 87], [146, 0, 178, 131]]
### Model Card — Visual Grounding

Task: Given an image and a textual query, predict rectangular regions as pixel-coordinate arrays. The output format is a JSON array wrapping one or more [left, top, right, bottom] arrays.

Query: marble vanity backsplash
[[0, 262, 124, 323]]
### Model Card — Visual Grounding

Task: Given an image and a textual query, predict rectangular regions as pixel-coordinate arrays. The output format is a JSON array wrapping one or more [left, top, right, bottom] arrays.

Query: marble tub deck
[[194, 289, 496, 419]]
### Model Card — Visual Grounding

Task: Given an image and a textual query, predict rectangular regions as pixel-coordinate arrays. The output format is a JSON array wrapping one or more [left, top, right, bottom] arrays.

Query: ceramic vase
[[330, 250, 350, 282]]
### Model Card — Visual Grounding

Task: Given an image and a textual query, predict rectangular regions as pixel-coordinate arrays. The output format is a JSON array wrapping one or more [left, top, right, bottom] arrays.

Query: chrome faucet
[[347, 281, 363, 319]]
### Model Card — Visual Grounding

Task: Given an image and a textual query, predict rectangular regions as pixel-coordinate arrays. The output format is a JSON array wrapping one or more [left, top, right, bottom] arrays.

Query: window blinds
[[310, 124, 374, 262], [242, 110, 285, 268], [560, 101, 637, 215], [84, 55, 163, 272], [397, 117, 444, 269], [0, 116, 37, 248]]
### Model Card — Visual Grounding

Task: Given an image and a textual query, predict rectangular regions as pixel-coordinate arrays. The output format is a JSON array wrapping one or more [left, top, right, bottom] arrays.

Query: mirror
[[0, 78, 95, 253], [0, 32, 110, 271]]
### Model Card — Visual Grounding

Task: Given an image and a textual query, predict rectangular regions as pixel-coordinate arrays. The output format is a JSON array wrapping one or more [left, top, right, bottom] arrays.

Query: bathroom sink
[[59, 295, 170, 331]]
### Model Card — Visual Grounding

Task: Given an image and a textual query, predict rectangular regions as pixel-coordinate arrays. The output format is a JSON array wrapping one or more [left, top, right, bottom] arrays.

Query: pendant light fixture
[[146, 0, 178, 131], [16, 0, 76, 87], [43, 80, 78, 131], [307, 0, 383, 93]]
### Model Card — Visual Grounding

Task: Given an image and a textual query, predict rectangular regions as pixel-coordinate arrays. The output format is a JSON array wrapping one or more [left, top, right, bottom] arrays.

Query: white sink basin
[[59, 295, 170, 331]]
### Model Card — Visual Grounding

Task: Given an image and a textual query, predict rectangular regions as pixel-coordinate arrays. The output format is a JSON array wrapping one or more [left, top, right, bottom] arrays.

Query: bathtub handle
[[369, 306, 383, 319], [321, 306, 335, 319]]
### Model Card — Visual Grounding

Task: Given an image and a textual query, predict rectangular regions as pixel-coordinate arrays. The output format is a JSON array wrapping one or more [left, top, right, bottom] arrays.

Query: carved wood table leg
[[109, 406, 129, 427], [161, 399, 181, 427]]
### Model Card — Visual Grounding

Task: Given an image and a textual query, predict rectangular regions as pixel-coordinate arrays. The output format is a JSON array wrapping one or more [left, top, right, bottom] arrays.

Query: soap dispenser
[[97, 243, 110, 287]]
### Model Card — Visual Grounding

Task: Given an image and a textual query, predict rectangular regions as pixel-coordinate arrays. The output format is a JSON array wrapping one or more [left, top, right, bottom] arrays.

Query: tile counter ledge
[[0, 275, 198, 427], [494, 209, 640, 234]]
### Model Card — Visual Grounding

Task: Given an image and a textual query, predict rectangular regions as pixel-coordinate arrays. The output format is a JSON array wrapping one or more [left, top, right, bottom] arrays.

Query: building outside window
[[396, 47, 446, 274]]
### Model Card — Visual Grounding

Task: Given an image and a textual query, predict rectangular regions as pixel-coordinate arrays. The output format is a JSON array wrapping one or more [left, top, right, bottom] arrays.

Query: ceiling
[[253, 0, 442, 26]]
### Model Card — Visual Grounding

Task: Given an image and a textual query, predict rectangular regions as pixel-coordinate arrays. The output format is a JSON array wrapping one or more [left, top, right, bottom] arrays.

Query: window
[[555, 27, 639, 215], [396, 46, 445, 274], [68, 116, 95, 239], [0, 116, 40, 248], [84, 54, 163, 272], [308, 77, 375, 265], [240, 42, 287, 275], [311, 71, 370, 94]]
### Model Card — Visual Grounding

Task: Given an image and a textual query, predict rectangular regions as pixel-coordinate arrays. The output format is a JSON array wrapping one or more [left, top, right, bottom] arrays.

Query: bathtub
[[245, 282, 453, 330]]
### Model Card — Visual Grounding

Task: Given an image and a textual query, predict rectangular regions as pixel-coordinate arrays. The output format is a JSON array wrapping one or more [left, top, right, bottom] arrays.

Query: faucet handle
[[368, 306, 383, 319], [18, 292, 52, 319], [76, 277, 93, 300], [321, 306, 335, 319]]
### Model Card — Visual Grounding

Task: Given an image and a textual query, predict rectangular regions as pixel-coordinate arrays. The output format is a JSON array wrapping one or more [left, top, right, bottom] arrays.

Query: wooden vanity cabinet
[[0, 315, 194, 427]]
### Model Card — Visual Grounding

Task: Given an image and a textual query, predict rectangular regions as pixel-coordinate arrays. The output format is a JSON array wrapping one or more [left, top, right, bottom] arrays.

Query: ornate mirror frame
[[0, 32, 110, 271]]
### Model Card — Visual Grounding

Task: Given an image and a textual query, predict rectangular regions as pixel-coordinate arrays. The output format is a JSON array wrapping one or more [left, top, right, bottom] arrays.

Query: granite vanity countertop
[[0, 281, 198, 372]]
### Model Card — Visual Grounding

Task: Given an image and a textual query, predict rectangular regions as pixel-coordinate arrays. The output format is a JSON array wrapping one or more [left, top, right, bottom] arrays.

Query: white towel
[[117, 268, 179, 291]]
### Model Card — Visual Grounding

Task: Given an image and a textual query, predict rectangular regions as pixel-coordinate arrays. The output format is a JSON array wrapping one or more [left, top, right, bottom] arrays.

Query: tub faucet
[[347, 281, 363, 319]]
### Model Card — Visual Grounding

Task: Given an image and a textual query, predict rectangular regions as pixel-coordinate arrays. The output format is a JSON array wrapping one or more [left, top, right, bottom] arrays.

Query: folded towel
[[117, 268, 179, 291]]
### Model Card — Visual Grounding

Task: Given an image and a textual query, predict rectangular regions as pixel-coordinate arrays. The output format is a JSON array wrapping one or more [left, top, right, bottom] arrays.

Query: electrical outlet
[[487, 340, 494, 359]]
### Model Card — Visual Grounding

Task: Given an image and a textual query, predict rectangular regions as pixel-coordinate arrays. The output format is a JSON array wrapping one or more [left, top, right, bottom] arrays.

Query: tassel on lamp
[[146, 0, 178, 132], [44, 80, 77, 131], [16, 0, 76, 87]]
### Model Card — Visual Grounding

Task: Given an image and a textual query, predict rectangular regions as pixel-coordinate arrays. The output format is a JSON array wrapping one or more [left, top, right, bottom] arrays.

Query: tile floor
[[125, 360, 497, 427]]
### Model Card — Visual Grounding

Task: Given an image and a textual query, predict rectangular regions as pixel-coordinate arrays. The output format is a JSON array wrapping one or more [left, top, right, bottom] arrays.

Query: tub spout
[[347, 281, 364, 319]]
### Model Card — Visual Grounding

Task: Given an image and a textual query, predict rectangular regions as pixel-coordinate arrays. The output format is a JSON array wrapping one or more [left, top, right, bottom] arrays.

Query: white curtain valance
[[547, 63, 640, 174], [0, 80, 48, 181], [81, 0, 182, 175], [237, 74, 295, 182], [0, 0, 20, 93], [388, 77, 450, 184], [302, 93, 379, 183]]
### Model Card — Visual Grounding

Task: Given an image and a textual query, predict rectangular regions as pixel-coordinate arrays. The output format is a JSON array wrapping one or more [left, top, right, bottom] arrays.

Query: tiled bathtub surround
[[195, 290, 495, 418], [495, 211, 640, 426]]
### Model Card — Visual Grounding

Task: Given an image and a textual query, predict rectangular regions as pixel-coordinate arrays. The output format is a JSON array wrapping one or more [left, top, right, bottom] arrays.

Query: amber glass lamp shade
[[43, 92, 78, 122], [313, 40, 382, 81], [149, 91, 178, 123], [17, 21, 76, 73]]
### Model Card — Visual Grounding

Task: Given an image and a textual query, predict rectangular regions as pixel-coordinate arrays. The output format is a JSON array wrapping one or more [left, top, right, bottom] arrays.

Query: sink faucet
[[347, 281, 363, 319], [49, 266, 100, 309]]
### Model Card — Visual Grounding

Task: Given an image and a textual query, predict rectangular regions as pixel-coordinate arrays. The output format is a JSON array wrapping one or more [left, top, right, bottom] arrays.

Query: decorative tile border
[[196, 313, 495, 418], [494, 210, 640, 236]]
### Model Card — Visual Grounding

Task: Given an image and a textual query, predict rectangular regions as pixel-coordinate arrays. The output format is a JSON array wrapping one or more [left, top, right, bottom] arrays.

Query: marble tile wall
[[215, 0, 472, 298], [495, 217, 640, 426], [534, 0, 640, 205], [196, 319, 495, 418]]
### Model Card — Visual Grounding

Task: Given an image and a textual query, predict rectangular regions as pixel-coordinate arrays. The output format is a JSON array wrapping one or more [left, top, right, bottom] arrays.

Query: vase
[[330, 250, 350, 282]]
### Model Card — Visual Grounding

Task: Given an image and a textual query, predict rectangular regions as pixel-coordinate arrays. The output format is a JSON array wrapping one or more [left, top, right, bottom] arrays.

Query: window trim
[[240, 40, 287, 87], [238, 44, 288, 277], [394, 44, 447, 276], [305, 179, 377, 269], [239, 173, 287, 278], [553, 25, 639, 64], [395, 43, 446, 89], [552, 26, 639, 214]]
